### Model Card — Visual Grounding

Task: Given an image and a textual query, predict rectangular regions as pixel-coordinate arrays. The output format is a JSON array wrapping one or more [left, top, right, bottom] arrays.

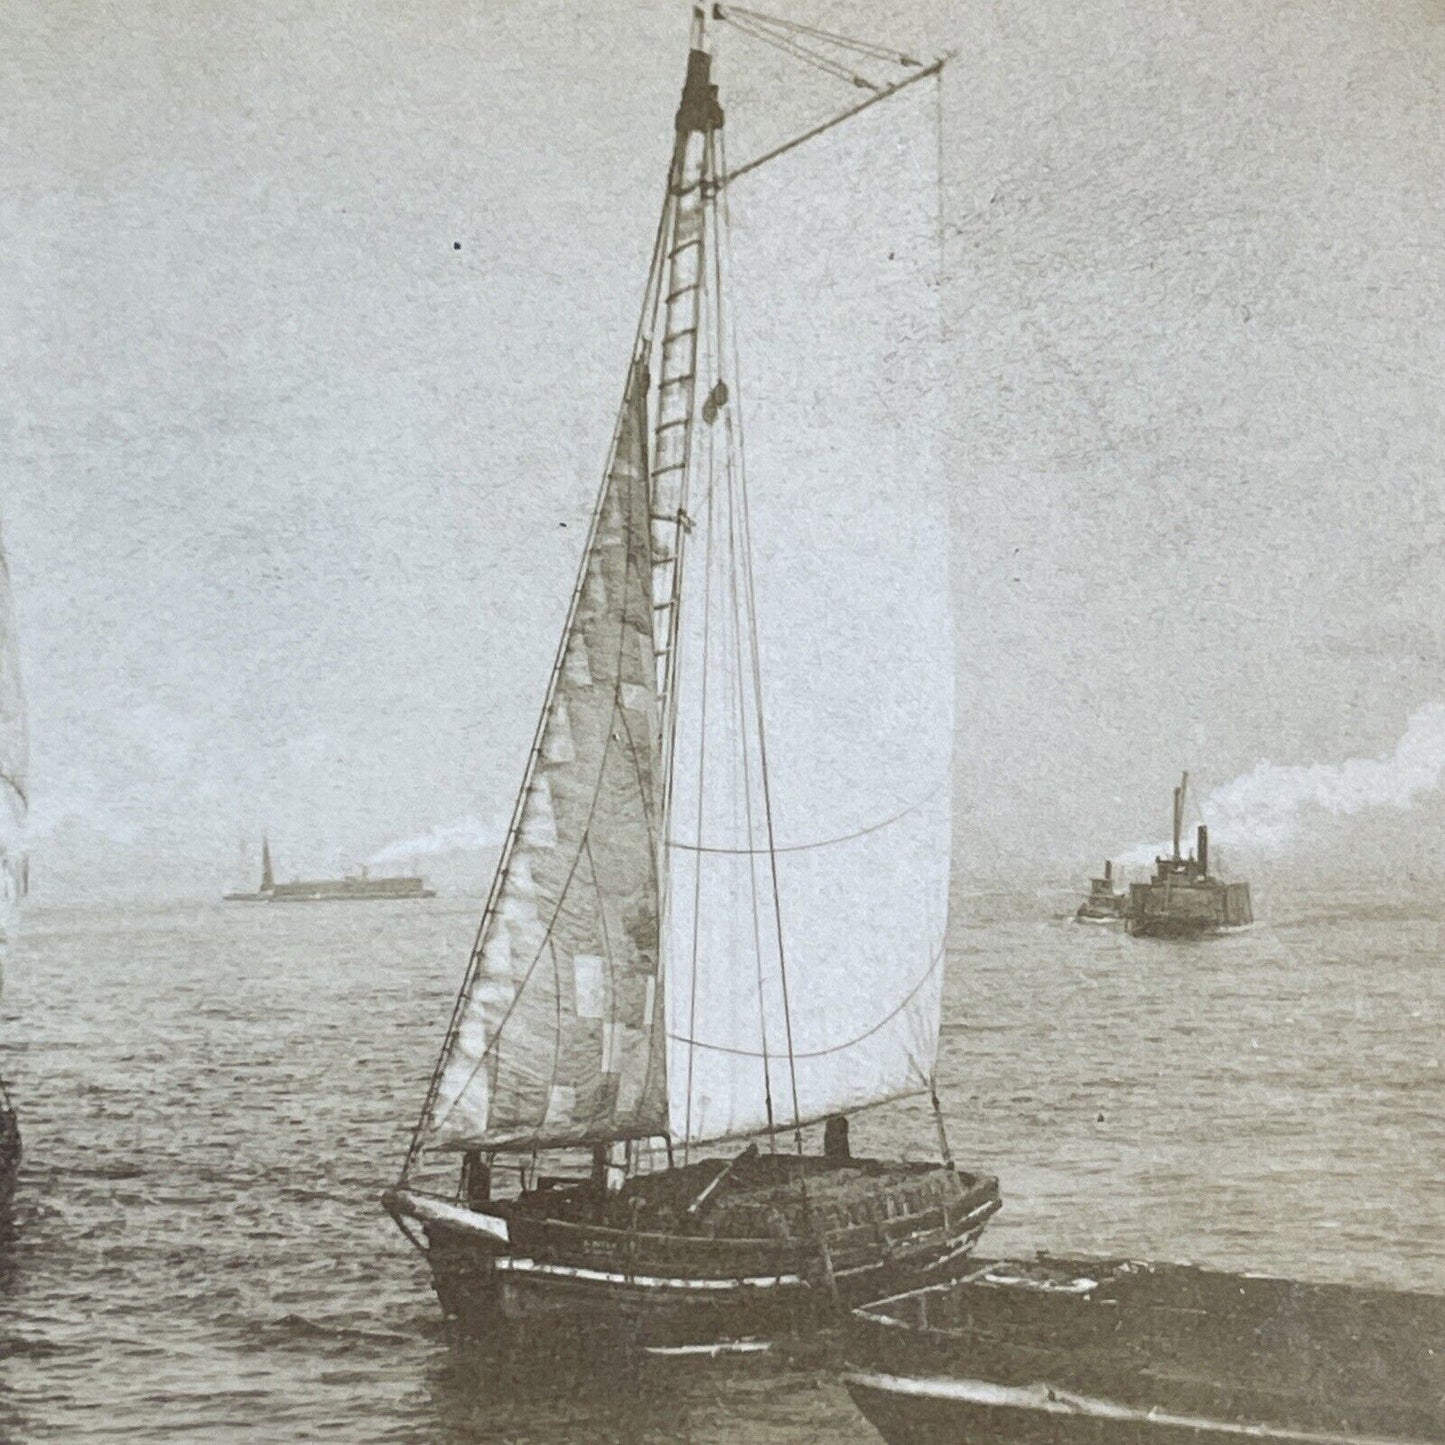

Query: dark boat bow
[[844, 1256, 1445, 1444]]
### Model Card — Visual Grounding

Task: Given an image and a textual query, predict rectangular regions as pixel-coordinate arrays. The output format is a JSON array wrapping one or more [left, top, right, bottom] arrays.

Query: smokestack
[[1104, 860, 1113, 882], [1197, 824, 1209, 876]]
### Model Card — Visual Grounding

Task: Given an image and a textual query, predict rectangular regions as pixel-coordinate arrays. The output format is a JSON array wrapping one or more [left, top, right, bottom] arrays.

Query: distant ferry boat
[[1075, 860, 1126, 923], [225, 838, 435, 903], [1126, 773, 1252, 938]]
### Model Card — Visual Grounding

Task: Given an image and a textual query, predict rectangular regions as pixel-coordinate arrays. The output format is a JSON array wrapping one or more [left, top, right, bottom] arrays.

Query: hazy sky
[[4, 0, 1443, 900]]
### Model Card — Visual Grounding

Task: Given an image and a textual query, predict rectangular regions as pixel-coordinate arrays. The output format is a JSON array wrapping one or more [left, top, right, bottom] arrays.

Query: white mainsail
[[663, 84, 949, 1146], [408, 25, 949, 1169]]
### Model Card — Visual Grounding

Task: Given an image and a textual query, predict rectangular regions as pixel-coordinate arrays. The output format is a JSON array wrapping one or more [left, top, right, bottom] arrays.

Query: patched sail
[[664, 84, 950, 1146], [422, 362, 668, 1152]]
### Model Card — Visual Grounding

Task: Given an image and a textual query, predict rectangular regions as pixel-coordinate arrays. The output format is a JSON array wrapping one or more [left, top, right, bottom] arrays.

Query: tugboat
[[1074, 861, 1126, 924], [1126, 773, 1252, 938]]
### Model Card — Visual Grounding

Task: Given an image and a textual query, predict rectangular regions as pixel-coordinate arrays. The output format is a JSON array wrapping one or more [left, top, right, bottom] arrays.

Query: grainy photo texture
[[0, 1, 1441, 1441]]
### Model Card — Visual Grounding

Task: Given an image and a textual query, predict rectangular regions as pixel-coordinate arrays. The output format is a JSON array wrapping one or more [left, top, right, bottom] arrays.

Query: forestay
[[664, 85, 951, 1146], [423, 363, 670, 1152]]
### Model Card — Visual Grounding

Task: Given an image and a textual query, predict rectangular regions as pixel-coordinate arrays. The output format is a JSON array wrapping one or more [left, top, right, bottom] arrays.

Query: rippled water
[[0, 889, 1440, 1441]]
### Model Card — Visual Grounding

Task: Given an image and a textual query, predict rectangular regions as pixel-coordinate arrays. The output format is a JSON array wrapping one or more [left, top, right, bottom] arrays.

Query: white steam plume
[[370, 816, 502, 865], [1120, 702, 1445, 862]]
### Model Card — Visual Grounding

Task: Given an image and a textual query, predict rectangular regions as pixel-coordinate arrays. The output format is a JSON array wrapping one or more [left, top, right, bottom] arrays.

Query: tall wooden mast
[[651, 4, 723, 813]]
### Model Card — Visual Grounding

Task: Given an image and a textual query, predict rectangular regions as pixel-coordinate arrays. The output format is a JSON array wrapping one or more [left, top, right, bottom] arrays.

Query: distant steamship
[[225, 838, 435, 903], [1126, 772, 1252, 938]]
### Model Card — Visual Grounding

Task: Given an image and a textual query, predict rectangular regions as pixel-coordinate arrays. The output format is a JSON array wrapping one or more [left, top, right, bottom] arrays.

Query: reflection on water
[[0, 892, 1439, 1440]]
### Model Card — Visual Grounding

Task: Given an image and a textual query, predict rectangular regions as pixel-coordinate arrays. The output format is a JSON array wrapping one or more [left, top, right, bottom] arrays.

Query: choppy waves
[[0, 893, 1439, 1440]]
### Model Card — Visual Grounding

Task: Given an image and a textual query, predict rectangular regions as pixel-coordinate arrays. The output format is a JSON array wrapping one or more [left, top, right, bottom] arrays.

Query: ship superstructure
[[1126, 773, 1252, 937]]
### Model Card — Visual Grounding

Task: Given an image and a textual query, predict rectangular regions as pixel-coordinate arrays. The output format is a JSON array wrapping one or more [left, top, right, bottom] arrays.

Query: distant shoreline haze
[[15, 846, 1440, 912]]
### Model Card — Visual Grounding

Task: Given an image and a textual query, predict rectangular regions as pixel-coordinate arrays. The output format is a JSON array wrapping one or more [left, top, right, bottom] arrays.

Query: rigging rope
[[668, 943, 944, 1060], [680, 267, 721, 1168], [666, 794, 926, 856], [709, 121, 777, 1150], [403, 157, 680, 1175], [711, 126, 807, 1159], [409, 25, 955, 1182], [721, 57, 946, 190], [720, 11, 878, 90], [714, 4, 922, 68]]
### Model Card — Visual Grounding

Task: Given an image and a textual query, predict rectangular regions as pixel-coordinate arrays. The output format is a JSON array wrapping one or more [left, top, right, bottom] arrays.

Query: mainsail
[[406, 15, 949, 1172], [663, 82, 949, 1146]]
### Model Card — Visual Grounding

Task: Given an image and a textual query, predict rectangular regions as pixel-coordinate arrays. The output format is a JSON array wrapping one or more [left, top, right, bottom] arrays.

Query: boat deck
[[499, 1154, 1000, 1281]]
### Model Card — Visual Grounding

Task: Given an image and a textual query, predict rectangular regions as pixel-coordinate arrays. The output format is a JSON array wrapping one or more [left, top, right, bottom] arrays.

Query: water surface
[[0, 890, 1439, 1440]]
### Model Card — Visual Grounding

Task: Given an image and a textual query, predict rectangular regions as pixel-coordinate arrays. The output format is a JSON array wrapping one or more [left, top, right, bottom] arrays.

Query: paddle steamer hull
[[1126, 879, 1253, 937]]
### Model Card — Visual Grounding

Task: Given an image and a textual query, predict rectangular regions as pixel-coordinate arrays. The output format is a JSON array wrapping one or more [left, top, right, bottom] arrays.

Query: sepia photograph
[[1, 0, 1442, 1440]]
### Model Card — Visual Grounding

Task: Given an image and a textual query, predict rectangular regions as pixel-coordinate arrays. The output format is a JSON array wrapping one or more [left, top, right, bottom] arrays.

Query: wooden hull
[[386, 1157, 1001, 1348], [845, 1374, 1440, 1445], [489, 1253, 810, 1345], [844, 1256, 1445, 1444]]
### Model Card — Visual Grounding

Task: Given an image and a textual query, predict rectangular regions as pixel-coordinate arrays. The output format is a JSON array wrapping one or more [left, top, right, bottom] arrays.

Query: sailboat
[[0, 508, 28, 1209], [383, 4, 1000, 1345]]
